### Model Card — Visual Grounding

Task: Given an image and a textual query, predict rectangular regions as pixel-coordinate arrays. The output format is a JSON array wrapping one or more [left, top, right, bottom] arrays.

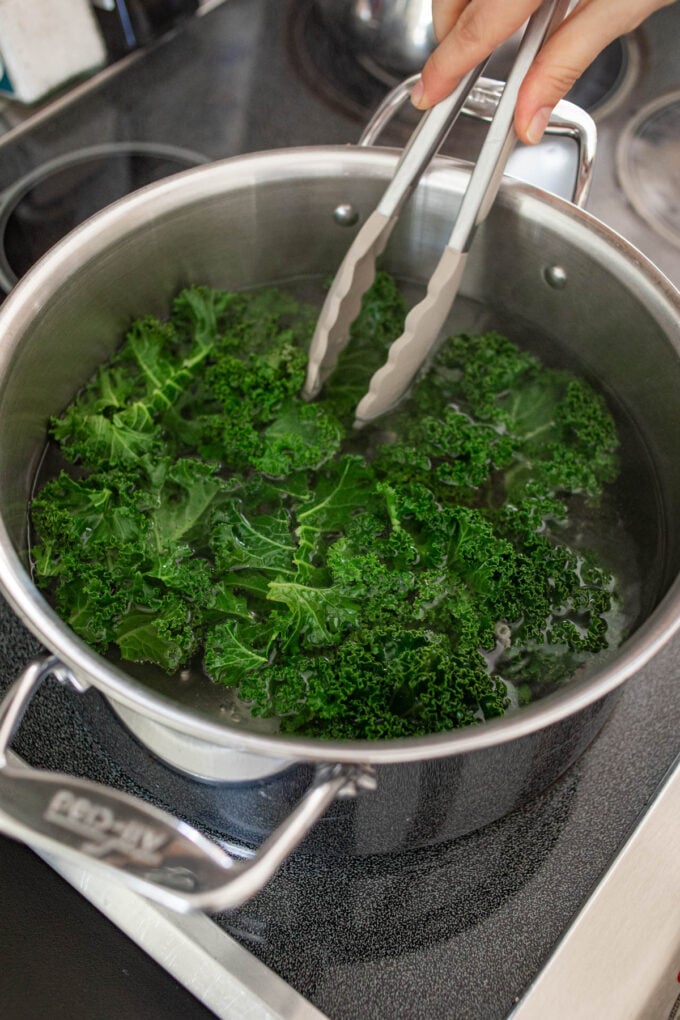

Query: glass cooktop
[[0, 2, 679, 1017]]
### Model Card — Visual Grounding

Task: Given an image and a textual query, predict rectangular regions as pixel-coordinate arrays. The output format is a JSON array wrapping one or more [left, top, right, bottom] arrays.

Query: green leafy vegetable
[[31, 276, 626, 740]]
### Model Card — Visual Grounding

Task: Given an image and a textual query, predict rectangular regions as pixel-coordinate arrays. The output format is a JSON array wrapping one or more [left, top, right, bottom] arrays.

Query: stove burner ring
[[289, 0, 637, 126], [566, 34, 637, 118], [0, 141, 208, 293], [287, 0, 396, 125]]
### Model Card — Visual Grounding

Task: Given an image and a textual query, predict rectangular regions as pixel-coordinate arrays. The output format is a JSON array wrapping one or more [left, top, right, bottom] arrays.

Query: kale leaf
[[31, 275, 625, 740]]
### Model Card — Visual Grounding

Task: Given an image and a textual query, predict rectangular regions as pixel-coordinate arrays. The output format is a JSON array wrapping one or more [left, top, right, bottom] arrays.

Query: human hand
[[411, 0, 675, 144]]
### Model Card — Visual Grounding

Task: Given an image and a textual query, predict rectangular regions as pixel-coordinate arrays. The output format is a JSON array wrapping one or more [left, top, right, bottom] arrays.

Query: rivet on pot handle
[[358, 75, 596, 209], [0, 656, 375, 914]]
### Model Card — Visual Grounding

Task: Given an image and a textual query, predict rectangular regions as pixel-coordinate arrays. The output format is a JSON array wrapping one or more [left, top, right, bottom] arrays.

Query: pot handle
[[358, 75, 596, 209], [0, 656, 374, 914]]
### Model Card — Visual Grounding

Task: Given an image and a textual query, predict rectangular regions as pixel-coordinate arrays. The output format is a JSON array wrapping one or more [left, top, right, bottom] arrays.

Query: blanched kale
[[408, 330, 620, 502], [31, 276, 625, 740]]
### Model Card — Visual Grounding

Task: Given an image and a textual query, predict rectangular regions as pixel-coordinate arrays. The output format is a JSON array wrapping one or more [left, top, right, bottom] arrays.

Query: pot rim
[[0, 145, 679, 764]]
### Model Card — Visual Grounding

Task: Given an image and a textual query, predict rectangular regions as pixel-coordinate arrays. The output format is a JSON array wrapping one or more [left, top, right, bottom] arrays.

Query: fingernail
[[410, 79, 426, 109], [526, 106, 553, 145]]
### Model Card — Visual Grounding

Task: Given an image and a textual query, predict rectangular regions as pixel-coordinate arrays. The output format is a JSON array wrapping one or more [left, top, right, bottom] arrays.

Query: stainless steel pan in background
[[0, 93, 678, 912]]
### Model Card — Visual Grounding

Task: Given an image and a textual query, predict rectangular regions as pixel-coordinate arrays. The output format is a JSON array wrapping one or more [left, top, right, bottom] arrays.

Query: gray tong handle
[[354, 0, 572, 425], [448, 0, 571, 253], [359, 78, 596, 210], [377, 59, 488, 219], [303, 59, 488, 400]]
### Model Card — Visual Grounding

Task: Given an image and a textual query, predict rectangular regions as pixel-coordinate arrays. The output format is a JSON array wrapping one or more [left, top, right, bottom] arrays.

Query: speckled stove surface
[[0, 2, 679, 1018]]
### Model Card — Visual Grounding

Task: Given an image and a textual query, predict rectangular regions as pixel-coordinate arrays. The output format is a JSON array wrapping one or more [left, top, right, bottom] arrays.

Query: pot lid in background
[[617, 89, 680, 251]]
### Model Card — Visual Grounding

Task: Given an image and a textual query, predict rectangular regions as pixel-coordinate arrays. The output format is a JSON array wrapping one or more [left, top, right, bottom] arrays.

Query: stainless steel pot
[[0, 98, 679, 912]]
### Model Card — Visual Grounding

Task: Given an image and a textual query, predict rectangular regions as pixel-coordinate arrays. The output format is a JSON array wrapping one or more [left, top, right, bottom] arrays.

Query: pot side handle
[[358, 75, 596, 209], [0, 656, 375, 914]]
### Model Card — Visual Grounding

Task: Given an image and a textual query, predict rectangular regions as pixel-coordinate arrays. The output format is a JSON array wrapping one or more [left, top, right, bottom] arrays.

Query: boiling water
[[29, 280, 669, 731]]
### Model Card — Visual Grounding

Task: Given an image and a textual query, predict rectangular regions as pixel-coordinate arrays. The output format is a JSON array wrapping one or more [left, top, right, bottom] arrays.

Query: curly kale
[[32, 455, 225, 670], [408, 330, 620, 503], [30, 275, 626, 740]]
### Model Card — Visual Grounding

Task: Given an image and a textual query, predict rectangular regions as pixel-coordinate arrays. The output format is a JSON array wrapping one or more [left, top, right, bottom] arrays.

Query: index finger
[[414, 0, 544, 108]]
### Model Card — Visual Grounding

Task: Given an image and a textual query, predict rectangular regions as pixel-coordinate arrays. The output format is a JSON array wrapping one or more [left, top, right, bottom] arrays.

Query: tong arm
[[355, 0, 571, 426], [302, 61, 487, 402]]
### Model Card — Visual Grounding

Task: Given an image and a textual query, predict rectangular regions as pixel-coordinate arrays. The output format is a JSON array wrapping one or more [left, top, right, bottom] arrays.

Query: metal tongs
[[303, 0, 570, 426]]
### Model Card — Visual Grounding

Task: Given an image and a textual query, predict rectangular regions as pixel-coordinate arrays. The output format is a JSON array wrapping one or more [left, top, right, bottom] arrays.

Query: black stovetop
[[1, 2, 679, 1017]]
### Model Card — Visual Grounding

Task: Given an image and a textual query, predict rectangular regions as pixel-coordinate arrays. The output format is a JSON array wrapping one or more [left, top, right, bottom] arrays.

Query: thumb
[[515, 0, 669, 144]]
